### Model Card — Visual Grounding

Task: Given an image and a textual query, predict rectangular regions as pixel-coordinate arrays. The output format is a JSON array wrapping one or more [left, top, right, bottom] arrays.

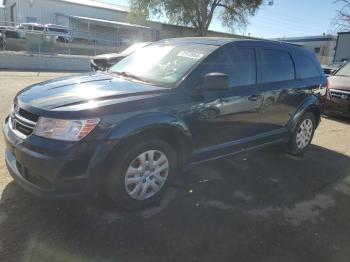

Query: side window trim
[[236, 47, 258, 86], [257, 48, 296, 84], [289, 52, 297, 79]]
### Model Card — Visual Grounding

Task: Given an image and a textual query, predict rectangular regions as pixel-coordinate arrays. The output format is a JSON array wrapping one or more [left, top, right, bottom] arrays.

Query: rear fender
[[288, 95, 321, 133]]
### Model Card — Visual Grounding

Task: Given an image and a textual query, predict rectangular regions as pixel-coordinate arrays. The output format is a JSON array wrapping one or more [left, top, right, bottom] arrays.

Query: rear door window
[[260, 49, 295, 83], [294, 56, 321, 78]]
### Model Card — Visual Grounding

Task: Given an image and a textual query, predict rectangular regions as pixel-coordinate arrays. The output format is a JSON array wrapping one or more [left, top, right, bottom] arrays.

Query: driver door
[[184, 45, 264, 161]]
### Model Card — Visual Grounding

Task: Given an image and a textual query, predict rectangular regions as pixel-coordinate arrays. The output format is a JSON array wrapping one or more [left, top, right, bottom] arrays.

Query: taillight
[[323, 79, 331, 99], [317, 79, 329, 100]]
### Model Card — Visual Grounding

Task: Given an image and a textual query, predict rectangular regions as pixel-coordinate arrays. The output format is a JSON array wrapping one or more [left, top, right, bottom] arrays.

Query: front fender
[[107, 112, 192, 141], [288, 95, 321, 132], [86, 112, 193, 186]]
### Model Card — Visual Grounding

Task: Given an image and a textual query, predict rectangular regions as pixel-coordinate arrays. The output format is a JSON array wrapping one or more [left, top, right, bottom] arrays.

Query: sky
[[97, 0, 343, 38]]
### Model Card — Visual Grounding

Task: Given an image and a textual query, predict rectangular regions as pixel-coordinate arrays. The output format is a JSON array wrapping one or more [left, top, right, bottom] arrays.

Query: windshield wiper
[[113, 71, 146, 82]]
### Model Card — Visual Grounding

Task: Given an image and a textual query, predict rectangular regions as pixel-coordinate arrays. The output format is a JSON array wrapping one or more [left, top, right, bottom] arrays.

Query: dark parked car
[[322, 61, 347, 77], [90, 42, 151, 71], [0, 26, 21, 39], [324, 62, 350, 118], [3, 38, 327, 209]]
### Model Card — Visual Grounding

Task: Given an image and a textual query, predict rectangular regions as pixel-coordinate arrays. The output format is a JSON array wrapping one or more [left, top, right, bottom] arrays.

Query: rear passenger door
[[256, 48, 307, 132]]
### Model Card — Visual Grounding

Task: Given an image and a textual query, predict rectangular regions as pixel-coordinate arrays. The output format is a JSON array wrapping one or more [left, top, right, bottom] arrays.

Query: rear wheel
[[107, 138, 177, 209], [288, 112, 316, 155]]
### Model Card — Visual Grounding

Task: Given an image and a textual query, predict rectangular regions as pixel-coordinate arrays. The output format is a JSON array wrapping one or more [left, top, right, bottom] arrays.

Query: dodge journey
[[3, 38, 327, 209]]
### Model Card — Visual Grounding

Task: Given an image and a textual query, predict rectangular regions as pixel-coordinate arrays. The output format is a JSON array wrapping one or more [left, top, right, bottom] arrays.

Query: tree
[[129, 0, 266, 36], [334, 0, 350, 31]]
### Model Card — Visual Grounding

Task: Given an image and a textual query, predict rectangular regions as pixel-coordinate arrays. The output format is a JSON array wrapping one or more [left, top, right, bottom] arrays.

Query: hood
[[328, 75, 350, 91], [16, 73, 169, 111], [92, 53, 125, 61]]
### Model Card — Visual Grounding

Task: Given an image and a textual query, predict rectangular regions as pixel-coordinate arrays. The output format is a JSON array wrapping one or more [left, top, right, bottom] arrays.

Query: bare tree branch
[[333, 0, 350, 32]]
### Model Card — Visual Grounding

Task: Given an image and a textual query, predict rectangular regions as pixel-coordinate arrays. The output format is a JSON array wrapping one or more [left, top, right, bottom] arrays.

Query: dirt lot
[[1, 72, 350, 262]]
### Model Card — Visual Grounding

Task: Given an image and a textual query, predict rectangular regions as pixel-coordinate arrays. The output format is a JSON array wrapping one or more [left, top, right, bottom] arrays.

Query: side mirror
[[199, 72, 229, 91]]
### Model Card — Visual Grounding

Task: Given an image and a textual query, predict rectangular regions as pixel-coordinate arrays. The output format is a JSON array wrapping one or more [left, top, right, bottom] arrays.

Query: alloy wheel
[[296, 118, 313, 149]]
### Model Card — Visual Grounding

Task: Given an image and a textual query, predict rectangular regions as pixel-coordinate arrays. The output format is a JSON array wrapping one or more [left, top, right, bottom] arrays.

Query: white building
[[0, 4, 5, 22], [2, 0, 245, 47], [273, 35, 337, 65], [3, 0, 153, 45], [3, 0, 129, 25]]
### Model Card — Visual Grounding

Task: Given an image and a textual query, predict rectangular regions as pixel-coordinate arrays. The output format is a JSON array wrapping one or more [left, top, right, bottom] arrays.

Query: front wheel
[[288, 112, 316, 155], [107, 138, 177, 209]]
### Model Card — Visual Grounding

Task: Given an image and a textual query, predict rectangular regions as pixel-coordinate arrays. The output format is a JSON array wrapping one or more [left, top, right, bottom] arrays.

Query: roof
[[70, 15, 151, 30], [159, 37, 241, 46], [337, 31, 350, 35], [3, 0, 130, 12], [157, 37, 312, 54], [157, 37, 283, 47]]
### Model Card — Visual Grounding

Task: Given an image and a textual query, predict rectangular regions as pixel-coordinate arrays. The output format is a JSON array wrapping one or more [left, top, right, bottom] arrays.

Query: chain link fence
[[0, 21, 142, 56]]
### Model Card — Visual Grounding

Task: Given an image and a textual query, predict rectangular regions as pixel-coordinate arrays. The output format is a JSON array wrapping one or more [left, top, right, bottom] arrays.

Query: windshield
[[111, 43, 218, 85], [335, 63, 350, 77], [33, 26, 45, 31], [48, 28, 69, 34]]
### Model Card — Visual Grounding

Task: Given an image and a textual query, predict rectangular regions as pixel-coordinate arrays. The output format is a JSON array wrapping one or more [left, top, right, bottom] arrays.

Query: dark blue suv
[[3, 38, 327, 209]]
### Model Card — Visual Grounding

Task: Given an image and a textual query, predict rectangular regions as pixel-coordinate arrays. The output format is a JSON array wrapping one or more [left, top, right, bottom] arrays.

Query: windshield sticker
[[177, 51, 204, 60]]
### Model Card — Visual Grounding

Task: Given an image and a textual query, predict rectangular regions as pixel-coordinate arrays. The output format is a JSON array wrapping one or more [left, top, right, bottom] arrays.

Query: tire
[[323, 108, 332, 117], [287, 112, 316, 155], [107, 138, 178, 209]]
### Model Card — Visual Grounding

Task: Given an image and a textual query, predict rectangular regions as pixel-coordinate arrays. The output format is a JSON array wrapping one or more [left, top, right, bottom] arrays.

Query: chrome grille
[[329, 89, 350, 102], [9, 105, 38, 139]]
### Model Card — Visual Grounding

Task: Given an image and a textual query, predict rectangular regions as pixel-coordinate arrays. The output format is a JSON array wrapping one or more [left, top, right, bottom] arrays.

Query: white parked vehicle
[[44, 24, 71, 43], [16, 23, 45, 38], [16, 23, 71, 42]]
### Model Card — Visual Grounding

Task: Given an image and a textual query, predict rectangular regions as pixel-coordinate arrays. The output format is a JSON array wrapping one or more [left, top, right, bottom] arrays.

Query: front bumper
[[324, 98, 350, 118], [3, 116, 116, 198]]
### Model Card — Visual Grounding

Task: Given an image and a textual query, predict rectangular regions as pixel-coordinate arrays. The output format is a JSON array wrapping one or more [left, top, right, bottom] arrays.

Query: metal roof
[[3, 0, 130, 12], [272, 35, 337, 43], [70, 15, 151, 30], [60, 0, 129, 12]]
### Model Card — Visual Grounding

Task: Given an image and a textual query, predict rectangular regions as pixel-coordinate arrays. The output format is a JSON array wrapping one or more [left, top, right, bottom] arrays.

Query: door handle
[[248, 95, 260, 101]]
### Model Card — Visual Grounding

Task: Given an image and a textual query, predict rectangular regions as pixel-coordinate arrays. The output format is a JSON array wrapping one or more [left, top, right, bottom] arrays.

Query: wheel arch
[[289, 96, 322, 132], [106, 112, 193, 169]]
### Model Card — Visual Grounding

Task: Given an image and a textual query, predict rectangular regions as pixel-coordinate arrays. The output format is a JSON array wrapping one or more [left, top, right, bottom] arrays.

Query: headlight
[[34, 117, 100, 141]]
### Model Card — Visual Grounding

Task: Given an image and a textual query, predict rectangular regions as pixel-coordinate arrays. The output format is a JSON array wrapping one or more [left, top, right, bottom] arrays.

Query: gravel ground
[[1, 72, 350, 262]]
